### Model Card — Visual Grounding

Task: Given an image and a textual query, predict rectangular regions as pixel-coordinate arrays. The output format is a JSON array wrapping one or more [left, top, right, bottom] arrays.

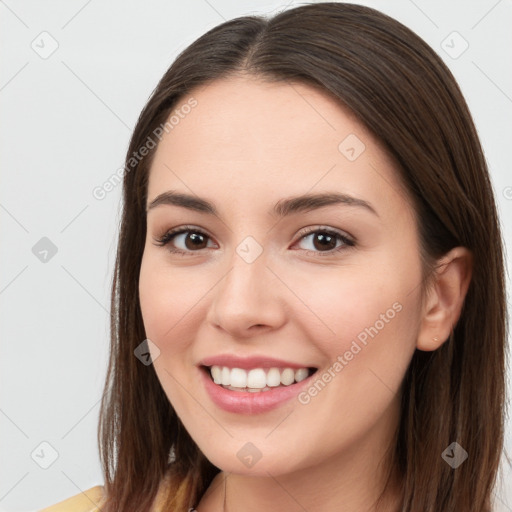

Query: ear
[[416, 247, 473, 351]]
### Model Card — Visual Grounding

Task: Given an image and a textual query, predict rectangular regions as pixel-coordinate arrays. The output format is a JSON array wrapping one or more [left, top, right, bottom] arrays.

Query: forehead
[[147, 76, 411, 222], [157, 76, 365, 161]]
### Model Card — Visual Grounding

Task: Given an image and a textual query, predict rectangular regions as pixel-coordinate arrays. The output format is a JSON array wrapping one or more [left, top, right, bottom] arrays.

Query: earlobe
[[416, 247, 473, 352], [417, 334, 448, 351]]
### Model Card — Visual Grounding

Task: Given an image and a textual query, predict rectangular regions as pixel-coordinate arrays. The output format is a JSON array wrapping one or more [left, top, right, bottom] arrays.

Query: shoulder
[[38, 473, 172, 512], [38, 485, 105, 512]]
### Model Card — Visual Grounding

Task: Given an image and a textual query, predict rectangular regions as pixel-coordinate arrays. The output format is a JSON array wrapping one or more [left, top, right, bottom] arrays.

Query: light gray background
[[1, 0, 511, 510]]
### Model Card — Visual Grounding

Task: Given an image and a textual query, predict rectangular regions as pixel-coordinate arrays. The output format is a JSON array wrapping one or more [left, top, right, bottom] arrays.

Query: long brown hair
[[98, 3, 508, 511]]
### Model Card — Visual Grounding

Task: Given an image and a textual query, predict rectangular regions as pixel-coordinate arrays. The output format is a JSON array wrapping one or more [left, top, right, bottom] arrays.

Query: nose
[[206, 248, 287, 339]]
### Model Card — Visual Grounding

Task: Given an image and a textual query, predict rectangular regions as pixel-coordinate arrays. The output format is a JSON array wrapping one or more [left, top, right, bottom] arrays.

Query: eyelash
[[153, 224, 355, 258]]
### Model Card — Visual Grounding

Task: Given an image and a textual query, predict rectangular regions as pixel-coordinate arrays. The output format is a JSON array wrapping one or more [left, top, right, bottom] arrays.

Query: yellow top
[[38, 478, 173, 511], [39, 486, 106, 512]]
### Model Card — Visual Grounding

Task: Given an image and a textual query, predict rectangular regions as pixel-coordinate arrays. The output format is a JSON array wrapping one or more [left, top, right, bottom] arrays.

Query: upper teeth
[[209, 366, 310, 388]]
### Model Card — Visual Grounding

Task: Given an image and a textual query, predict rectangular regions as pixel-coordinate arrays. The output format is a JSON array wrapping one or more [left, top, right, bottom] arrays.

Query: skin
[[138, 75, 472, 511]]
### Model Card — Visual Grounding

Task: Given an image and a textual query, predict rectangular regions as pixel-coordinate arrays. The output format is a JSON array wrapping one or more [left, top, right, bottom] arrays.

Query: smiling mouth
[[201, 365, 318, 392]]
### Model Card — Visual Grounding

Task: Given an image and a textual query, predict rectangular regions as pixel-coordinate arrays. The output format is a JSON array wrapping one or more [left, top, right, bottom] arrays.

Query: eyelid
[[152, 224, 213, 248], [294, 225, 355, 244]]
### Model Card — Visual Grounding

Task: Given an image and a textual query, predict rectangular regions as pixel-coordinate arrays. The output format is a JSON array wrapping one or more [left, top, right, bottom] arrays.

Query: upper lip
[[199, 354, 316, 370]]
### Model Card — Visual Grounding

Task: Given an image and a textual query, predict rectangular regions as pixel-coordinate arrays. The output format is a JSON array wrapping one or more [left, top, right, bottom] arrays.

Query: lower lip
[[199, 367, 315, 414]]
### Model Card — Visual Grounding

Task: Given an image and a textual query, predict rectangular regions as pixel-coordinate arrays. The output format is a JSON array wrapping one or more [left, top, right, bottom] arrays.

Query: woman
[[41, 2, 507, 511]]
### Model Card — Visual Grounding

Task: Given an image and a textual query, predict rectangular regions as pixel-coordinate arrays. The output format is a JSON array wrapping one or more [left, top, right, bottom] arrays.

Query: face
[[139, 76, 424, 477]]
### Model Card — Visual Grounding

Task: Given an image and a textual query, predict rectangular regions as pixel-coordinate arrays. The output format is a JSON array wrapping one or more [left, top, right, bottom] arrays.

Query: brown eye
[[295, 228, 355, 255], [311, 232, 338, 251], [154, 226, 215, 255], [182, 232, 208, 250]]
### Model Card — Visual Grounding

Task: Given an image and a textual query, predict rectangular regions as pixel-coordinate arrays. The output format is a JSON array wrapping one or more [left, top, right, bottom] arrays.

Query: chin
[[198, 441, 308, 478]]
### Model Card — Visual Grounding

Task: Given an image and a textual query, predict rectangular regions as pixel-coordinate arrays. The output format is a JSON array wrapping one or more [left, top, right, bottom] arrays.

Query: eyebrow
[[147, 190, 379, 218]]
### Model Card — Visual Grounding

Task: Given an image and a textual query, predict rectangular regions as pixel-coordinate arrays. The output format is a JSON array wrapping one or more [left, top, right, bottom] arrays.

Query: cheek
[[138, 254, 207, 412], [282, 263, 410, 342], [138, 253, 205, 350], [283, 252, 421, 382], [284, 270, 419, 452]]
